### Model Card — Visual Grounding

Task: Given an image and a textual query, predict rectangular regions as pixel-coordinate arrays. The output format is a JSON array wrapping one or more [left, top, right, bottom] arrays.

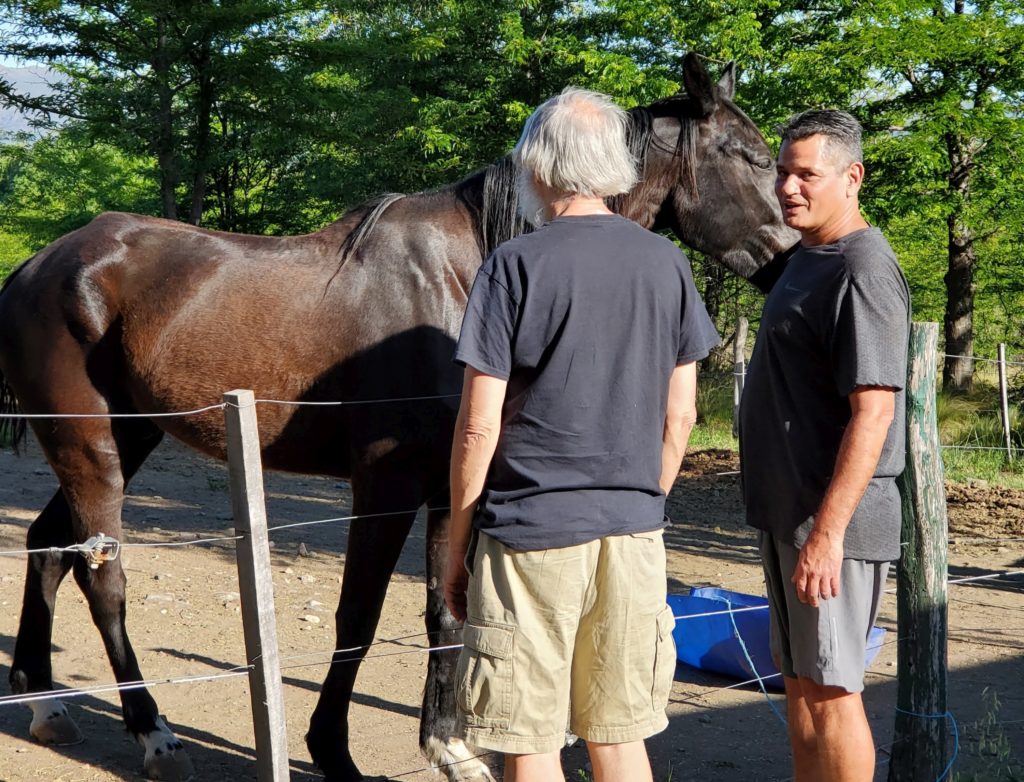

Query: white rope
[[0, 403, 226, 420], [0, 668, 251, 708], [0, 392, 461, 423], [941, 443, 1024, 452], [0, 533, 243, 559], [276, 631, 451, 665], [266, 505, 448, 534], [253, 393, 461, 407], [278, 643, 465, 674], [672, 604, 768, 621], [882, 568, 1024, 594], [122, 534, 243, 549], [0, 506, 441, 559], [940, 352, 1024, 367], [948, 569, 1024, 586]]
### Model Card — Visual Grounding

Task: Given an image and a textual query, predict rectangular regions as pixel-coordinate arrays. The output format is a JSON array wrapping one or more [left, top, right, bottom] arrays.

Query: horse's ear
[[682, 53, 718, 117], [718, 61, 736, 101]]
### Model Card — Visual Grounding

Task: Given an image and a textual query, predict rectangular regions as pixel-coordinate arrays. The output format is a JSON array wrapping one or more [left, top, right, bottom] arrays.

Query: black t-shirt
[[454, 213, 720, 551], [739, 227, 910, 561]]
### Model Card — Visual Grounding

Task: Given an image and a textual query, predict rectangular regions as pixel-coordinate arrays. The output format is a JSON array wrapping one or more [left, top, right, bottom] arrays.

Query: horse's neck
[[615, 183, 666, 231]]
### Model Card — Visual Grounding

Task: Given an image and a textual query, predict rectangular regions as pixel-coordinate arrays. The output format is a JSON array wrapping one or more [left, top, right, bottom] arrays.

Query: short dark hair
[[779, 109, 863, 168]]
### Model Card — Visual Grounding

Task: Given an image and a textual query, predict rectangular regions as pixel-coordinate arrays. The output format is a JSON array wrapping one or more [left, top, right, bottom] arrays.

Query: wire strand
[[0, 668, 252, 707], [0, 404, 226, 420]]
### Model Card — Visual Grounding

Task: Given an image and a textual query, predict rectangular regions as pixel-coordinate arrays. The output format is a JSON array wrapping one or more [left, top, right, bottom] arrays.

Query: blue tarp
[[668, 587, 886, 690]]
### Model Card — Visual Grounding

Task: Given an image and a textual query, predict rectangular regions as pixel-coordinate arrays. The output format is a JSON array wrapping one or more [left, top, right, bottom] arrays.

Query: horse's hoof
[[29, 699, 84, 746], [306, 725, 364, 781], [139, 717, 195, 781], [423, 737, 496, 782]]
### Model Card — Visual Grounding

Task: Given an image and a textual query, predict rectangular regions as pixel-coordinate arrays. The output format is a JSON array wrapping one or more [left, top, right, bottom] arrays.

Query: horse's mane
[[336, 95, 699, 263], [337, 192, 406, 264], [611, 97, 699, 213]]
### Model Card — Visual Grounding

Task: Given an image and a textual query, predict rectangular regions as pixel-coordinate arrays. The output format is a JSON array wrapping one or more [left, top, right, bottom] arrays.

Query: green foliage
[[0, 131, 158, 252], [691, 370, 739, 452], [0, 0, 1023, 371], [935, 377, 1024, 488], [0, 231, 32, 277], [953, 688, 1024, 782]]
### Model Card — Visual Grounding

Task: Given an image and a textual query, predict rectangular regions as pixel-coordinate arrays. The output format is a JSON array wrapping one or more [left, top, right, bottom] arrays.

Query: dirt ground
[[0, 438, 1021, 782]]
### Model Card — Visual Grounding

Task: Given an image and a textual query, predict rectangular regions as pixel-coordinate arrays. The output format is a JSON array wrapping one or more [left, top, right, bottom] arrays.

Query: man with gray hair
[[443, 87, 719, 781], [740, 109, 910, 781]]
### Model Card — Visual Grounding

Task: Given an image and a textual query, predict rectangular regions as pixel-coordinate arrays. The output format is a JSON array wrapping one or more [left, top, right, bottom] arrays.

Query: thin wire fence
[[1, 373, 1022, 779], [1, 565, 1018, 711]]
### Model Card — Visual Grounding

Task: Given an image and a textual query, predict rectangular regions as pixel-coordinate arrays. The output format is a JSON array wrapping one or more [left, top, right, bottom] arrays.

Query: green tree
[[0, 0, 315, 223], [0, 130, 157, 250], [843, 0, 1024, 391], [609, 0, 1024, 386]]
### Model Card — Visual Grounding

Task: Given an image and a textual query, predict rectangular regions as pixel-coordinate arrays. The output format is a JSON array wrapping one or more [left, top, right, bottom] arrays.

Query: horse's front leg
[[307, 469, 420, 782], [420, 504, 496, 782]]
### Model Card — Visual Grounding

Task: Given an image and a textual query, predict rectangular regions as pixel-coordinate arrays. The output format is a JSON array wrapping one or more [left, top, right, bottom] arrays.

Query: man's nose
[[777, 174, 799, 195]]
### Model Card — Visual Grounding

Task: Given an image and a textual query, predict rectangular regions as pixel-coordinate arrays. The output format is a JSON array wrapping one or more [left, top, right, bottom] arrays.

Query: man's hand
[[792, 528, 844, 607], [443, 550, 470, 623]]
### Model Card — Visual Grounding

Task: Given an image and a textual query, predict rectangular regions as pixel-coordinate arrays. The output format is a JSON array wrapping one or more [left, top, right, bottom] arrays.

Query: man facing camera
[[740, 109, 910, 781]]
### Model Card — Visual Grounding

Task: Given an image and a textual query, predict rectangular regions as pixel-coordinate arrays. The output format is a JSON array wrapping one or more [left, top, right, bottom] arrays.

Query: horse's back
[[0, 201, 478, 472]]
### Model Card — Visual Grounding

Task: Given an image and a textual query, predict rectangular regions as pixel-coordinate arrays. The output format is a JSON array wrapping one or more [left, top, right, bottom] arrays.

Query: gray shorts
[[759, 532, 889, 693]]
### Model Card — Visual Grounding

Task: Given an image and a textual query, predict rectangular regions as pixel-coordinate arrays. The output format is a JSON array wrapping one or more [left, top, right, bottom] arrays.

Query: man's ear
[[846, 161, 865, 195]]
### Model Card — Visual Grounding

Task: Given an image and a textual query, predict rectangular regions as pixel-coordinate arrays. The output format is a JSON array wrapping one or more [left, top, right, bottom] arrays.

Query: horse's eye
[[739, 145, 773, 170]]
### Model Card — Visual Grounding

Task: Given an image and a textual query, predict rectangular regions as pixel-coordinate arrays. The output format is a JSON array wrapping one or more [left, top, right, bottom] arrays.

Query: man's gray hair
[[513, 87, 638, 198], [780, 109, 863, 169]]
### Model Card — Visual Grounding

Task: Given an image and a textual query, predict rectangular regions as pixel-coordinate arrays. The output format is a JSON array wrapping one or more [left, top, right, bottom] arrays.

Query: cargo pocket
[[456, 622, 514, 729], [651, 605, 677, 710]]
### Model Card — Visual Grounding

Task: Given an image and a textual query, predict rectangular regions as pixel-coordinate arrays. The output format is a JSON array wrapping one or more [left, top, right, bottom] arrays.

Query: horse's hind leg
[[306, 468, 420, 782], [22, 415, 193, 780], [420, 503, 495, 782], [10, 489, 85, 745]]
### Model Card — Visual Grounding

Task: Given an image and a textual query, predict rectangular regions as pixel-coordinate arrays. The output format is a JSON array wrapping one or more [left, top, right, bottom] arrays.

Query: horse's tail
[[0, 366, 26, 453], [0, 255, 33, 453]]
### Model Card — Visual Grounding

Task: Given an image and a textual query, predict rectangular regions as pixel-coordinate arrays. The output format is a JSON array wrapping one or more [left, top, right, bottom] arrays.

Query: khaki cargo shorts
[[456, 528, 676, 755]]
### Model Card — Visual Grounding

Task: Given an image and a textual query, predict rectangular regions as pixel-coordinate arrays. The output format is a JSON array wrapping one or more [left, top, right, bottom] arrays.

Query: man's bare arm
[[444, 367, 507, 622], [660, 362, 698, 495], [792, 386, 896, 606]]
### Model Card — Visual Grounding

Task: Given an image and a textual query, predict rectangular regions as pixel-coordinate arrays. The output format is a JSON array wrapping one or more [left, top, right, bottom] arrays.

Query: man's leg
[[569, 531, 672, 775], [797, 676, 875, 782], [587, 740, 653, 782], [784, 676, 820, 782], [503, 750, 563, 782]]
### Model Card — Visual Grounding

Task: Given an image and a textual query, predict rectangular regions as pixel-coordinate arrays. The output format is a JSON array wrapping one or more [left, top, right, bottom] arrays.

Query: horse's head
[[622, 54, 798, 283]]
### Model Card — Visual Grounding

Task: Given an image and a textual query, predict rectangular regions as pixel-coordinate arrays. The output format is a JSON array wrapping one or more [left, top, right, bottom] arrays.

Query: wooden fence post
[[888, 323, 949, 782], [998, 343, 1013, 463], [224, 389, 290, 782], [732, 316, 749, 438]]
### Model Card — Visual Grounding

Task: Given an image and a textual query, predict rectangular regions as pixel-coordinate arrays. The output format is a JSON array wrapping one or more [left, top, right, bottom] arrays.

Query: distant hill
[[0, 64, 57, 135]]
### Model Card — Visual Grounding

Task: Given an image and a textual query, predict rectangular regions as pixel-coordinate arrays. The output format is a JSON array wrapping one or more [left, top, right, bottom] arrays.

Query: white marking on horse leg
[[28, 698, 84, 745], [424, 736, 496, 782], [138, 717, 195, 781]]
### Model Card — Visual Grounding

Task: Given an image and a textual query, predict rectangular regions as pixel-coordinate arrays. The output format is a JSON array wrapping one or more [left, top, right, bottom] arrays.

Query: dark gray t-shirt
[[739, 227, 910, 561], [455, 213, 720, 551]]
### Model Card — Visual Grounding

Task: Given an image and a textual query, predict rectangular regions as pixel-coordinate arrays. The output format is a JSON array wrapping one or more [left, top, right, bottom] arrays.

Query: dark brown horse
[[0, 55, 795, 782]]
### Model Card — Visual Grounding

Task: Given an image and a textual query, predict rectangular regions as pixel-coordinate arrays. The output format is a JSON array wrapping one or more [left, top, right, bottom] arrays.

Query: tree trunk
[[188, 40, 214, 226], [155, 16, 178, 221], [942, 131, 975, 393], [700, 257, 728, 371]]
